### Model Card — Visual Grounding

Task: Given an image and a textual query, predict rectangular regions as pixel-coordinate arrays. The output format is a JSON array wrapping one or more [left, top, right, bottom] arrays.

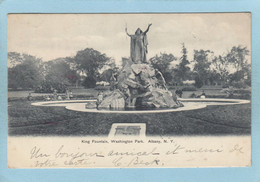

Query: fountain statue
[[96, 24, 183, 110], [125, 23, 152, 64]]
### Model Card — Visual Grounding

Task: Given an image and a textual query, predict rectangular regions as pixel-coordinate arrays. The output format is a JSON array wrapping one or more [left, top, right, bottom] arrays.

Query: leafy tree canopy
[[174, 43, 191, 83], [72, 48, 111, 80], [149, 53, 177, 83], [8, 53, 44, 90], [226, 46, 250, 72], [44, 58, 79, 86]]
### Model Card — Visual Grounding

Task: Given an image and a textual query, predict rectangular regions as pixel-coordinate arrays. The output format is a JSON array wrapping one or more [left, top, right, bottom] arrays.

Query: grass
[[8, 99, 251, 136]]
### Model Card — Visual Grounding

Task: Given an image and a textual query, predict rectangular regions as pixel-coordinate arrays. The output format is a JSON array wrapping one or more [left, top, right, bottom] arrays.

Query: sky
[[8, 13, 251, 66]]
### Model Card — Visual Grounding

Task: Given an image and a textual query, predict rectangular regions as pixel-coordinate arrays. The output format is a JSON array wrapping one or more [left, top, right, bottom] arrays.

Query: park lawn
[[8, 100, 251, 136]]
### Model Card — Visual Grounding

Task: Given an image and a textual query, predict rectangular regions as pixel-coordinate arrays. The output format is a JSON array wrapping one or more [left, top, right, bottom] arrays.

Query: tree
[[207, 70, 221, 86], [174, 43, 191, 84], [34, 58, 80, 93], [72, 48, 111, 84], [100, 69, 114, 83], [8, 52, 23, 67], [211, 55, 229, 85], [226, 46, 250, 72], [149, 53, 177, 84], [44, 58, 79, 86], [225, 46, 250, 87], [98, 57, 119, 83], [82, 77, 97, 88], [193, 49, 213, 87], [8, 53, 44, 90]]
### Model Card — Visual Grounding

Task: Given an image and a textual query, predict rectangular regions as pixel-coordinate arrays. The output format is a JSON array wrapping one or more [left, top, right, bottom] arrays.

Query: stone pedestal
[[96, 59, 183, 110]]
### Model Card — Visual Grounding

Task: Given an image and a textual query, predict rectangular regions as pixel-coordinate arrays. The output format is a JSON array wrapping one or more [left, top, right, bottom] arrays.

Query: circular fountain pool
[[31, 98, 250, 114]]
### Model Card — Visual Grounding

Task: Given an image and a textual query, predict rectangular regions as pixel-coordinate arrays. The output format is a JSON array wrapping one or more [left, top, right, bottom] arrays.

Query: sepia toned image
[[7, 13, 251, 168]]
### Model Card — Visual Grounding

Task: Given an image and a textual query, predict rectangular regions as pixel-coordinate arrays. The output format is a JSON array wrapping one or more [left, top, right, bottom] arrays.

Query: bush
[[222, 84, 229, 88], [233, 89, 251, 94], [95, 85, 110, 91], [8, 96, 46, 102], [194, 76, 203, 88], [82, 77, 96, 88], [35, 81, 67, 93], [230, 80, 247, 89], [189, 93, 197, 98], [182, 86, 197, 91], [228, 94, 251, 100], [204, 95, 227, 98]]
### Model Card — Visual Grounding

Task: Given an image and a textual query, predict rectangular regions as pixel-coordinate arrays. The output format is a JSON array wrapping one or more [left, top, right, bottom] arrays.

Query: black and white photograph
[[7, 13, 251, 168]]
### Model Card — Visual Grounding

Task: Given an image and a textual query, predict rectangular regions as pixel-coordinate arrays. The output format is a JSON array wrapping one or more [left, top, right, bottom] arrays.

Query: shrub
[[230, 80, 247, 89], [95, 85, 110, 91], [194, 76, 203, 88], [35, 81, 67, 93], [189, 93, 197, 98], [233, 89, 251, 94], [228, 94, 251, 100], [82, 77, 96, 88], [182, 86, 197, 91], [222, 84, 229, 88]]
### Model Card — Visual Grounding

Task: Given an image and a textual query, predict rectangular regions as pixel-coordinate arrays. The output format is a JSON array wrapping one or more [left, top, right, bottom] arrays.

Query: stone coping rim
[[31, 98, 250, 114]]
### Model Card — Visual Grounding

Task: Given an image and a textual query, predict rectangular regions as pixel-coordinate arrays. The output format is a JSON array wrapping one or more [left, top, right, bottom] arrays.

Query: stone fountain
[[96, 24, 183, 110]]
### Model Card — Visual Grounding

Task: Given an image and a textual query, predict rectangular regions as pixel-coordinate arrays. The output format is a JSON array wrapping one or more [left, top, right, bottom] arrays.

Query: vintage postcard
[[7, 13, 251, 168]]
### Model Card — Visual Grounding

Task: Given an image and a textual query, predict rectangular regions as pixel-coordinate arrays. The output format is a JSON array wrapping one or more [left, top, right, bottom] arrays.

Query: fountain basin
[[31, 98, 250, 114]]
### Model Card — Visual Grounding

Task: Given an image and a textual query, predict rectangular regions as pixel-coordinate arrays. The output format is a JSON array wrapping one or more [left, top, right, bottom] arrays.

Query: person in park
[[69, 90, 73, 100], [65, 89, 70, 100], [53, 89, 58, 100], [200, 90, 206, 99], [175, 88, 183, 98], [125, 23, 152, 64], [27, 92, 33, 101], [97, 91, 104, 104]]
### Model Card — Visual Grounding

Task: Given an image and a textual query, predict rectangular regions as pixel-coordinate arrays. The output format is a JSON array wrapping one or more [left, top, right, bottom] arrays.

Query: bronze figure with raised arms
[[125, 24, 152, 63]]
